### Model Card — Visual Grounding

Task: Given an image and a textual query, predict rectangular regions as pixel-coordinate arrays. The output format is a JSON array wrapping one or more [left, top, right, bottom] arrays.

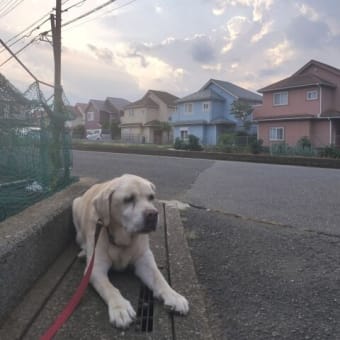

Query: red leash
[[40, 220, 104, 340]]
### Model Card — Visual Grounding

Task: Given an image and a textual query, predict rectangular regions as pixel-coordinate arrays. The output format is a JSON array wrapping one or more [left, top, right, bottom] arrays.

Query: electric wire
[[0, 37, 38, 67], [0, 0, 25, 18], [62, 0, 136, 32]]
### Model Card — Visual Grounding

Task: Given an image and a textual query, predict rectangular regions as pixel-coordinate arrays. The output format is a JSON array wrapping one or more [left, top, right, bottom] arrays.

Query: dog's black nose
[[143, 209, 158, 232]]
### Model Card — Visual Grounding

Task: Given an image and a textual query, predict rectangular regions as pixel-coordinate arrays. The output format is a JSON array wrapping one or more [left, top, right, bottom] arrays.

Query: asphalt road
[[72, 150, 340, 340]]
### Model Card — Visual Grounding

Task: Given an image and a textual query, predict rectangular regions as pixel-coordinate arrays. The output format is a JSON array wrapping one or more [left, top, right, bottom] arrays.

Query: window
[[128, 109, 134, 116], [180, 128, 188, 140], [184, 103, 193, 113], [269, 127, 284, 141], [306, 90, 318, 101], [202, 102, 209, 112], [87, 112, 94, 121], [273, 92, 288, 106]]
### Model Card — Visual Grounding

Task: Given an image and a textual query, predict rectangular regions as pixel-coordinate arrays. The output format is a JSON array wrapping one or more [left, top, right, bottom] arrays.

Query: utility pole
[[51, 0, 62, 126], [50, 0, 70, 179]]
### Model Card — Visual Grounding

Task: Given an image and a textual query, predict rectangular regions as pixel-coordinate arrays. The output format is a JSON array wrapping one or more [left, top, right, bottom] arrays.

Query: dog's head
[[93, 174, 158, 234]]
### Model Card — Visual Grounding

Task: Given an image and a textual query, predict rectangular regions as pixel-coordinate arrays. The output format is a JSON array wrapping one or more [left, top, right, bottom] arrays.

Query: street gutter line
[[187, 203, 340, 240]]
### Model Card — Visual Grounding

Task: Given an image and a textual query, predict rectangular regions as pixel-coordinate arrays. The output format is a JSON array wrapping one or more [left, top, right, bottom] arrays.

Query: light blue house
[[171, 79, 262, 145]]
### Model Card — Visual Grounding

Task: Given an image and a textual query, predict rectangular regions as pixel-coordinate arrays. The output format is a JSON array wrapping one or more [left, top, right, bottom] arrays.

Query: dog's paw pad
[[108, 299, 136, 328], [164, 291, 189, 315]]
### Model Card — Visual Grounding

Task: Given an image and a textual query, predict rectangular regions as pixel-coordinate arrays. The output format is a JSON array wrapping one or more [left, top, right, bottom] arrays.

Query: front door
[[154, 130, 162, 144]]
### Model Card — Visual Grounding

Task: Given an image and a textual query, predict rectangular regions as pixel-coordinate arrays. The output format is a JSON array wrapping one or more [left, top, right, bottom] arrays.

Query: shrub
[[174, 137, 186, 150], [250, 139, 263, 154], [297, 136, 312, 150], [174, 135, 203, 151], [319, 145, 340, 158], [187, 134, 203, 151], [218, 132, 235, 147]]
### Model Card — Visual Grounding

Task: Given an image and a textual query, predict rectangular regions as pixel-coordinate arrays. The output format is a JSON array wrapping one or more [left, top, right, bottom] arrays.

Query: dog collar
[[106, 227, 130, 248]]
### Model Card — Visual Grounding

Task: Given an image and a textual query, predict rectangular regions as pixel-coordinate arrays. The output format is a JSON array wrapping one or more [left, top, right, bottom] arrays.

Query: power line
[[5, 13, 50, 45], [0, 37, 38, 67], [1, 0, 87, 53], [62, 0, 86, 12], [62, 0, 118, 28], [1, 17, 50, 53], [63, 0, 136, 32], [0, 0, 15, 13], [0, 0, 25, 18]]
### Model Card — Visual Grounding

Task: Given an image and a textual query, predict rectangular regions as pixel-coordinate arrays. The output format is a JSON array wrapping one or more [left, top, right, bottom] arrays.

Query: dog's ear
[[92, 180, 117, 226], [149, 180, 156, 193]]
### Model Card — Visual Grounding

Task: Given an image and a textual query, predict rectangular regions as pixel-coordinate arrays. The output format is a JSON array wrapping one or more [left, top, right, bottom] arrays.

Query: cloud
[[251, 20, 273, 43], [265, 40, 294, 66], [211, 0, 273, 22], [191, 35, 216, 63], [87, 44, 113, 64], [222, 16, 249, 53], [286, 16, 335, 49], [295, 3, 319, 21]]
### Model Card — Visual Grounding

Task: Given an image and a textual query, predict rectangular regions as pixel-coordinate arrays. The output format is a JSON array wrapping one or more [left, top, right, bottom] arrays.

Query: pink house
[[253, 60, 340, 148]]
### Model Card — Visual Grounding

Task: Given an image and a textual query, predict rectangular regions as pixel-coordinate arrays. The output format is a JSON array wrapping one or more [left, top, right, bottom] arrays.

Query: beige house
[[120, 90, 178, 144]]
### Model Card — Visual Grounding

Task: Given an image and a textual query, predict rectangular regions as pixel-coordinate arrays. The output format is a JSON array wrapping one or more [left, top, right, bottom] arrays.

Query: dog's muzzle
[[140, 209, 158, 233]]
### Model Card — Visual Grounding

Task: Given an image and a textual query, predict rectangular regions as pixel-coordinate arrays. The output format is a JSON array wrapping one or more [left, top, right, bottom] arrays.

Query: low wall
[[0, 178, 96, 324], [72, 142, 340, 169]]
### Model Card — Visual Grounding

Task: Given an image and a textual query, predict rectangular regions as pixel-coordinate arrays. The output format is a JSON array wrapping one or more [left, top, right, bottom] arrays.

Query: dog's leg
[[86, 243, 136, 328], [134, 249, 189, 314]]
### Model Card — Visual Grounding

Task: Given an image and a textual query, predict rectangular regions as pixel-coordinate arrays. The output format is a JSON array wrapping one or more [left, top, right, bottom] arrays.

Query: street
[[72, 150, 340, 339]]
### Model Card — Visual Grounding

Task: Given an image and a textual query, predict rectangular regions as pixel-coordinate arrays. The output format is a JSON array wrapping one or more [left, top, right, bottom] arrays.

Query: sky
[[0, 0, 340, 105]]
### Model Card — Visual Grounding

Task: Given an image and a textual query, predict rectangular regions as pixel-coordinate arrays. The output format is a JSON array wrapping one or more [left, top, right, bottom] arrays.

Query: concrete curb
[[0, 177, 97, 324], [72, 143, 340, 169]]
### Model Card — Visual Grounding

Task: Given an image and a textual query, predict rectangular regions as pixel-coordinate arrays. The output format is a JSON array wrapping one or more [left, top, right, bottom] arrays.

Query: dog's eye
[[148, 194, 155, 201], [124, 195, 135, 204]]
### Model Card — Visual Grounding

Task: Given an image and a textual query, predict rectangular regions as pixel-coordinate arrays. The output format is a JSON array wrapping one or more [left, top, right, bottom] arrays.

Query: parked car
[[86, 129, 102, 140]]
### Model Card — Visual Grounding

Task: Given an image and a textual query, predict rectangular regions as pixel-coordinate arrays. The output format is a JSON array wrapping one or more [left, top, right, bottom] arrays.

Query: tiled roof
[[258, 74, 336, 93], [148, 90, 178, 106], [176, 89, 225, 103], [125, 90, 178, 109], [293, 59, 340, 77], [144, 120, 161, 127], [125, 97, 159, 109], [172, 119, 235, 126], [207, 79, 262, 102], [320, 110, 340, 118], [75, 103, 87, 114], [106, 97, 130, 111], [87, 99, 106, 112], [254, 114, 315, 121]]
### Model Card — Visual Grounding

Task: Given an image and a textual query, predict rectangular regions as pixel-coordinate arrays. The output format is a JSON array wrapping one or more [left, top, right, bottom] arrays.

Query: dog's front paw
[[108, 298, 136, 328], [163, 290, 189, 315]]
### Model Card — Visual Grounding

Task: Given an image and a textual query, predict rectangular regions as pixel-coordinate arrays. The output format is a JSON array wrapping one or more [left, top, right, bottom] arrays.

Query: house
[[171, 79, 262, 145], [120, 90, 178, 144], [253, 60, 340, 148], [84, 97, 130, 135], [65, 103, 86, 130]]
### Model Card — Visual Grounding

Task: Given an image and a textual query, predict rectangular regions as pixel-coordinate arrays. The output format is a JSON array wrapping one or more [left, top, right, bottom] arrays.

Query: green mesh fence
[[0, 75, 74, 222]]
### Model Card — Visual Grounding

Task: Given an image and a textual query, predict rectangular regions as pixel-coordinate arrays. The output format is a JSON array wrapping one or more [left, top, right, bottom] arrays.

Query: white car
[[86, 130, 102, 140]]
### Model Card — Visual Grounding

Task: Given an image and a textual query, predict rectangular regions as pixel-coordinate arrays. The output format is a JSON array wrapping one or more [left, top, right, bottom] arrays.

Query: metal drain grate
[[135, 284, 154, 332]]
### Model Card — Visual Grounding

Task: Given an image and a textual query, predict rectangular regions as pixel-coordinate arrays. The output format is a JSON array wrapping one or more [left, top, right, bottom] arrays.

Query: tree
[[230, 99, 253, 132]]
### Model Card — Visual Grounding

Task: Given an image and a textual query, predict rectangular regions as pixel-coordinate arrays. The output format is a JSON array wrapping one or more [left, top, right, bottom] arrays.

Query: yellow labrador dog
[[72, 174, 189, 328]]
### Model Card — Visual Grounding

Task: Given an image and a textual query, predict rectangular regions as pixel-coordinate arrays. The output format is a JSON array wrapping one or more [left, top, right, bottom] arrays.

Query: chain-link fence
[[0, 75, 74, 222]]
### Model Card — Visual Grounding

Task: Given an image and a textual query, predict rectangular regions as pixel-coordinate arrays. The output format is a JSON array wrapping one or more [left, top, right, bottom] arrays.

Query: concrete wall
[[0, 178, 96, 324]]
